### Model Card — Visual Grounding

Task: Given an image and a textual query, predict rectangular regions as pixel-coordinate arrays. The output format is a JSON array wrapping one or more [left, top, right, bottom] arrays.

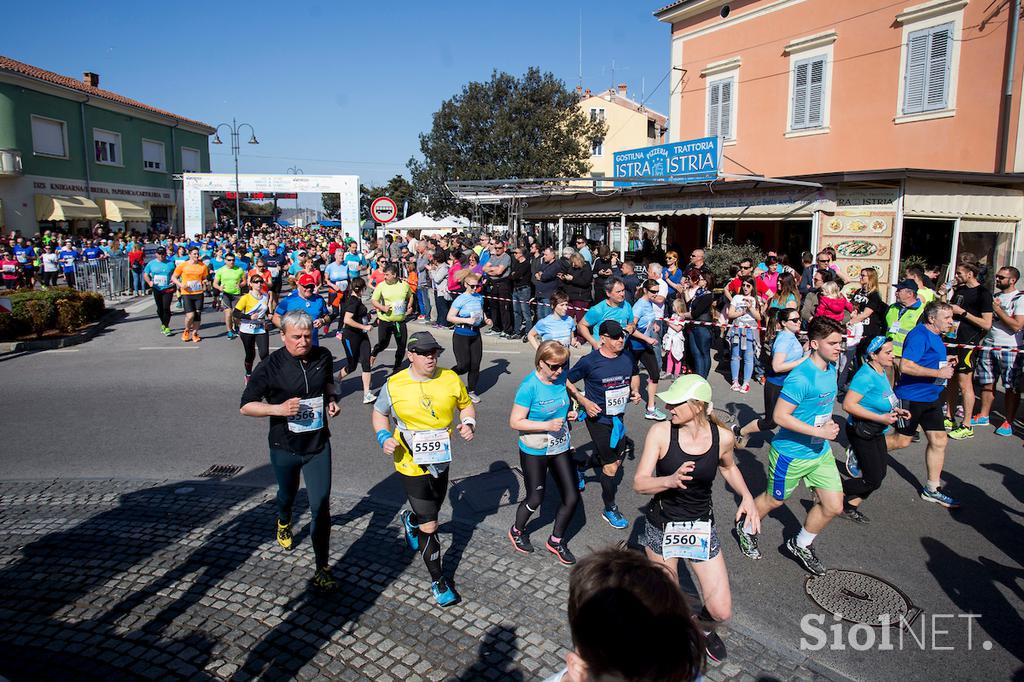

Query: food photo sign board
[[820, 189, 899, 295]]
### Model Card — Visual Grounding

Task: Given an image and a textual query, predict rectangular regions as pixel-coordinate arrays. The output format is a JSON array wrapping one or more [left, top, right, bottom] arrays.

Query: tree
[[322, 194, 340, 220], [359, 175, 422, 221], [408, 68, 605, 219]]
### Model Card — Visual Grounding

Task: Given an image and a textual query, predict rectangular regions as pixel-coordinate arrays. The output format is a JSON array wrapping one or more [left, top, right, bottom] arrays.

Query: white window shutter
[[903, 30, 929, 114], [708, 81, 721, 138], [807, 57, 825, 126], [792, 61, 809, 129], [925, 26, 952, 110], [720, 78, 733, 139]]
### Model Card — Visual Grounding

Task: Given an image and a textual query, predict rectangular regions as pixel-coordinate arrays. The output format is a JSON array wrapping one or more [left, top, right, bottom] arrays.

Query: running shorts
[[584, 418, 625, 466], [221, 292, 241, 309], [954, 346, 976, 373], [182, 295, 204, 314], [895, 399, 945, 436], [400, 469, 449, 523], [767, 446, 842, 501]]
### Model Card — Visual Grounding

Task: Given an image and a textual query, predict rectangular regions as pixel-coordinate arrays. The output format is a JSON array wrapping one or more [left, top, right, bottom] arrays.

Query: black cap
[[155, 247, 166, 256], [407, 331, 444, 354], [599, 320, 625, 339]]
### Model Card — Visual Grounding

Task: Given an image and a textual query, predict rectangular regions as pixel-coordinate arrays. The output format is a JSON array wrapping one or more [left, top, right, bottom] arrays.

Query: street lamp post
[[287, 166, 303, 226], [211, 118, 259, 237]]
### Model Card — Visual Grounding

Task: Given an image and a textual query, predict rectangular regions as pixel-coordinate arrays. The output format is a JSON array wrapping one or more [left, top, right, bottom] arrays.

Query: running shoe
[[499, 332, 511, 339], [226, 330, 237, 340], [734, 519, 762, 560], [400, 510, 419, 551], [336, 331, 344, 340], [468, 391, 481, 404], [703, 629, 727, 663], [730, 381, 741, 391], [740, 382, 751, 394], [485, 329, 501, 336], [545, 539, 576, 565], [244, 374, 250, 386], [644, 407, 667, 421], [362, 391, 376, 404], [845, 447, 861, 478], [948, 424, 974, 440], [276, 520, 293, 550], [943, 418, 955, 431], [191, 333, 202, 343], [431, 580, 459, 607], [508, 526, 534, 554], [785, 537, 826, 575], [601, 506, 628, 529], [181, 330, 192, 342], [995, 421, 1013, 437], [969, 415, 989, 426], [920, 487, 961, 508], [576, 468, 586, 491], [840, 507, 870, 524], [730, 423, 749, 448], [311, 566, 340, 592]]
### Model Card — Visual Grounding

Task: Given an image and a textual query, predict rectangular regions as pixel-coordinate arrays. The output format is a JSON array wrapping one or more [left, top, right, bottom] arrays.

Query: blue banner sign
[[613, 136, 720, 186]]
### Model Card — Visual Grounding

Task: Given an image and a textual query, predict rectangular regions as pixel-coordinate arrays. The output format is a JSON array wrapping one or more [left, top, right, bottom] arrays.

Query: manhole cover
[[805, 570, 920, 627], [198, 464, 244, 479]]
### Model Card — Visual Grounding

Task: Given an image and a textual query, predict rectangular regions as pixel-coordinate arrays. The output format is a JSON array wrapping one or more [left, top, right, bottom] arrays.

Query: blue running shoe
[[602, 506, 628, 529], [969, 415, 989, 426], [920, 487, 960, 508], [845, 447, 861, 479], [577, 468, 586, 491], [431, 580, 459, 607], [400, 510, 419, 551], [995, 421, 1013, 437]]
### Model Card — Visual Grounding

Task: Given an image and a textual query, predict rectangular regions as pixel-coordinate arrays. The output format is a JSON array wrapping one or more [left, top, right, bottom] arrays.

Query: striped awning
[[102, 199, 150, 221], [35, 194, 102, 221]]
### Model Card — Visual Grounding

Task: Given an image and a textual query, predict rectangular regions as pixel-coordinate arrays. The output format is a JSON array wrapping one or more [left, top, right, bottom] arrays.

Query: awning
[[102, 199, 150, 222], [320, 220, 341, 227], [35, 194, 102, 221], [904, 180, 1024, 220], [275, 220, 292, 227]]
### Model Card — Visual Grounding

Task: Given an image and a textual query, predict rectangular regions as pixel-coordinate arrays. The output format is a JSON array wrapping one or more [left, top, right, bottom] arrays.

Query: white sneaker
[[740, 383, 751, 394], [362, 391, 376, 404], [468, 391, 481, 404], [731, 381, 741, 391]]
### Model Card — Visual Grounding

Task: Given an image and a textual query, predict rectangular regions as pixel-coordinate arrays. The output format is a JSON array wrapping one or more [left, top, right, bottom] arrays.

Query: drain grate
[[805, 570, 920, 627], [198, 464, 244, 479]]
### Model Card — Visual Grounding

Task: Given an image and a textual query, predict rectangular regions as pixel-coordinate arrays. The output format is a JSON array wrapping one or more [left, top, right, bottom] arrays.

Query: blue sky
[[9, 1, 670, 203]]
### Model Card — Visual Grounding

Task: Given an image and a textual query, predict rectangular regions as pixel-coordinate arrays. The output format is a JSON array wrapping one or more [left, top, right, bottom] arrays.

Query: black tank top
[[646, 423, 719, 527]]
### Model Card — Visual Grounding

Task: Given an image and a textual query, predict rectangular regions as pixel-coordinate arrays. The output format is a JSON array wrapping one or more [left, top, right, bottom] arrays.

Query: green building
[[0, 55, 213, 236]]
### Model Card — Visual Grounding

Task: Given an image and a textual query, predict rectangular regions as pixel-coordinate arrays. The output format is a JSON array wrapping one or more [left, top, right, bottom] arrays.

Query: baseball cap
[[657, 374, 714, 407], [407, 331, 444, 354], [893, 279, 919, 293], [599, 320, 625, 339], [297, 273, 317, 287]]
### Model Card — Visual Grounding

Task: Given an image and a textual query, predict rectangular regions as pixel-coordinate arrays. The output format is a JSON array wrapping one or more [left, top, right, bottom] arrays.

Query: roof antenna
[[577, 8, 583, 90]]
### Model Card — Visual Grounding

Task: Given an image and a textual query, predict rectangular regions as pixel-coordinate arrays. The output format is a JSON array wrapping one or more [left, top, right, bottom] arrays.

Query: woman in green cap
[[633, 374, 760, 664]]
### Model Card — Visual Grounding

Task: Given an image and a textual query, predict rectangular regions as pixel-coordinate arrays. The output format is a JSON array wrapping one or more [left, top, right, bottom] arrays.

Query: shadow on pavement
[[444, 461, 522, 581], [476, 358, 511, 395], [452, 624, 525, 681]]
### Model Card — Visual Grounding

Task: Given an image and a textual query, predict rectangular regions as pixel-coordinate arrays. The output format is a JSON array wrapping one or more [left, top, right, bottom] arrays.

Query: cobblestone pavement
[[0, 479, 843, 681]]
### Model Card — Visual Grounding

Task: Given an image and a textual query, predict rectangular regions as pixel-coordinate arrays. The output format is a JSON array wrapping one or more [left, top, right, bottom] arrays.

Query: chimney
[[617, 83, 628, 97], [575, 85, 583, 96], [83, 72, 100, 88], [584, 88, 591, 97]]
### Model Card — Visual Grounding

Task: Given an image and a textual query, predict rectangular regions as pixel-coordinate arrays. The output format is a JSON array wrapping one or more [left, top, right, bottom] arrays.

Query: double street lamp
[[212, 118, 259, 236]]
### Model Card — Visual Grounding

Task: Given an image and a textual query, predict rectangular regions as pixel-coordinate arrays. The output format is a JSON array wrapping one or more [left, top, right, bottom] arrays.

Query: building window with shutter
[[181, 147, 201, 172], [902, 22, 953, 115], [142, 139, 166, 172], [591, 138, 604, 157], [791, 56, 826, 130], [706, 76, 735, 141], [93, 129, 122, 166], [31, 115, 69, 158], [590, 108, 605, 123]]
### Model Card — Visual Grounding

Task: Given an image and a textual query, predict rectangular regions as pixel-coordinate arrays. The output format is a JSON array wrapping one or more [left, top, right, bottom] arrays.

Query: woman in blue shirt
[[507, 341, 579, 565], [527, 290, 578, 349], [840, 336, 909, 523], [447, 270, 489, 403]]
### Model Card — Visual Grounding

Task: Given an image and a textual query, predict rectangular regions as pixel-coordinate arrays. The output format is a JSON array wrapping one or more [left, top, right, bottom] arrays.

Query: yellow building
[[577, 84, 668, 187]]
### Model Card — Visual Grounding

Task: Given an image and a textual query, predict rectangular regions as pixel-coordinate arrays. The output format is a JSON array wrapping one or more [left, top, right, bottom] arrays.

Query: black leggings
[[843, 430, 888, 501], [514, 450, 579, 539], [153, 288, 174, 327], [372, 320, 408, 370], [270, 443, 332, 569], [240, 332, 270, 372], [342, 331, 371, 373], [755, 381, 784, 431], [637, 347, 660, 383], [451, 332, 482, 392]]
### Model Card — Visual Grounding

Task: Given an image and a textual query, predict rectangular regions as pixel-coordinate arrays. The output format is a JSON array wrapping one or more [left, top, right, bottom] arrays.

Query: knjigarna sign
[[613, 136, 720, 187]]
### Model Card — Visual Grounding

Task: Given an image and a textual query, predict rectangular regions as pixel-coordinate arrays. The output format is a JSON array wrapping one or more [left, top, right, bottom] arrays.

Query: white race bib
[[287, 396, 324, 433], [239, 321, 262, 335], [605, 386, 630, 416], [269, 266, 280, 277], [546, 423, 570, 455], [810, 413, 832, 446], [404, 428, 452, 465], [887, 392, 898, 409], [2, 264, 15, 273], [186, 280, 204, 293], [392, 301, 407, 317], [935, 360, 948, 386], [662, 520, 712, 561], [152, 274, 168, 287]]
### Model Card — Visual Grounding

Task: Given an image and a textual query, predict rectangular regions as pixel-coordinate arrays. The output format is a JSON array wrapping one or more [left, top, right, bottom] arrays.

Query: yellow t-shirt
[[372, 280, 411, 322], [377, 368, 471, 477]]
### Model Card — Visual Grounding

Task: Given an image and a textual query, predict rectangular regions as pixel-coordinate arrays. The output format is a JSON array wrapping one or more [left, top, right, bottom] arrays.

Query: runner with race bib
[[371, 331, 476, 607], [143, 247, 177, 336], [171, 246, 209, 343], [370, 263, 414, 374]]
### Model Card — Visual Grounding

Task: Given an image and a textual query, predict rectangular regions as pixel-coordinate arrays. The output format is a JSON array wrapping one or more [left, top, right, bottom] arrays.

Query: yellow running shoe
[[276, 520, 293, 549], [311, 566, 340, 592]]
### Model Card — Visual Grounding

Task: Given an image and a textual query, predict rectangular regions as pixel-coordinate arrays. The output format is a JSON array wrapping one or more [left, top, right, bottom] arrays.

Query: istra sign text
[[613, 136, 720, 187]]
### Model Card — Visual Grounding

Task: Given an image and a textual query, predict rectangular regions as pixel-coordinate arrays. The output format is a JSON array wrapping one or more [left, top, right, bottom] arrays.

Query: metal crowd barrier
[[72, 256, 133, 300]]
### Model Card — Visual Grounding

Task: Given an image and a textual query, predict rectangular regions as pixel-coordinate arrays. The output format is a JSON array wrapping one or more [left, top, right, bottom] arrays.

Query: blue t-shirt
[[450, 292, 485, 336], [513, 372, 571, 456], [532, 314, 577, 347], [583, 300, 634, 334], [83, 247, 103, 261], [773, 358, 837, 459], [567, 348, 638, 424], [847, 364, 897, 422], [209, 258, 225, 273], [343, 252, 366, 279], [630, 297, 659, 351], [143, 260, 177, 290], [663, 268, 684, 303], [274, 291, 329, 346], [894, 324, 948, 403], [325, 262, 348, 284], [57, 248, 79, 273], [14, 245, 36, 264], [767, 330, 805, 386]]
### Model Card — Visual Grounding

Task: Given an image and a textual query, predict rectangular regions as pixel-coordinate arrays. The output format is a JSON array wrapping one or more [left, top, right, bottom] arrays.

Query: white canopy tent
[[378, 211, 472, 235]]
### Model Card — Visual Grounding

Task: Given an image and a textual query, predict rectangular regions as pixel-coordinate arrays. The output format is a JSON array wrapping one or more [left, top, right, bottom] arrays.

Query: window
[[31, 115, 68, 158], [142, 139, 165, 172], [707, 77, 734, 141], [93, 129, 121, 166], [792, 56, 826, 129], [647, 119, 657, 139], [181, 147, 201, 172], [591, 172, 605, 190], [903, 23, 953, 114], [591, 138, 604, 157], [590, 108, 605, 123]]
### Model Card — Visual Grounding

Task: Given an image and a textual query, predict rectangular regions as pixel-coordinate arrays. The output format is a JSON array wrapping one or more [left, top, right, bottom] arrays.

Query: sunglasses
[[646, 287, 659, 294], [250, 278, 264, 284], [542, 361, 567, 371], [411, 349, 441, 357], [301, 284, 316, 290]]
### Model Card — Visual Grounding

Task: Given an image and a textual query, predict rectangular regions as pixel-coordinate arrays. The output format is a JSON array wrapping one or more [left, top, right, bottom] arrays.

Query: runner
[[634, 374, 760, 663], [508, 341, 580, 564], [887, 301, 961, 507], [213, 253, 246, 339], [631, 280, 668, 421], [272, 273, 331, 347], [240, 310, 341, 592], [371, 331, 476, 606], [734, 317, 846, 575], [264, 248, 285, 311], [577, 278, 635, 350], [170, 246, 209, 342], [840, 336, 908, 523], [336, 277, 377, 404], [565, 320, 642, 528], [527, 290, 578, 349], [248, 257, 272, 296], [946, 262, 993, 439], [344, 240, 368, 281], [233, 273, 272, 381], [57, 241, 79, 288], [370, 264, 414, 373], [143, 247, 177, 336], [972, 266, 1024, 435], [324, 248, 350, 335], [447, 270, 490, 403]]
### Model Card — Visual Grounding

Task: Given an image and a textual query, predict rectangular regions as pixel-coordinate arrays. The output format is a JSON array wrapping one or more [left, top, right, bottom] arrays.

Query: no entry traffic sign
[[370, 197, 398, 224]]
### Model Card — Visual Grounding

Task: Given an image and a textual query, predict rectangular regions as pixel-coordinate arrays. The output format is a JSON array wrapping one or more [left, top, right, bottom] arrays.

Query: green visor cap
[[657, 374, 713, 405]]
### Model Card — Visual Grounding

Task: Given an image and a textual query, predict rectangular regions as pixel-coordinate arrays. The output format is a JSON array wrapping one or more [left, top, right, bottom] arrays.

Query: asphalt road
[[1, 298, 1021, 681]]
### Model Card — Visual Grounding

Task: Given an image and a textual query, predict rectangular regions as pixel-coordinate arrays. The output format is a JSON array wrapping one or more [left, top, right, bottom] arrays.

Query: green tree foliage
[[322, 194, 341, 220], [408, 68, 605, 219], [359, 175, 421, 221]]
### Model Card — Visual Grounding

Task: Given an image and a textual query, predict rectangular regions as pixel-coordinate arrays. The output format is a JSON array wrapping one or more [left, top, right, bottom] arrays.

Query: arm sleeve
[[979, 292, 994, 315], [779, 368, 809, 406], [240, 360, 271, 407], [901, 329, 926, 364], [513, 380, 534, 409], [373, 382, 393, 416], [567, 355, 588, 383]]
